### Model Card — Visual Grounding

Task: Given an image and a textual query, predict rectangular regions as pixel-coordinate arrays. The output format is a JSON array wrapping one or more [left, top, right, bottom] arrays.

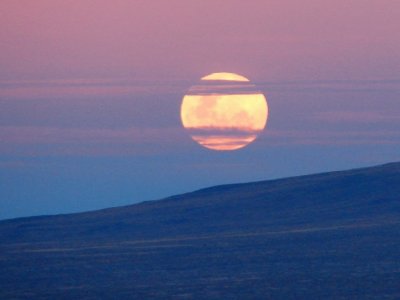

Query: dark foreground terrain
[[1, 162, 399, 299]]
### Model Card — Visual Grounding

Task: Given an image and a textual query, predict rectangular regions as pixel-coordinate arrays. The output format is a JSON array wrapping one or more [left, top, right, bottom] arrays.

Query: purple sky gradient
[[0, 1, 399, 219], [1, 1, 399, 81]]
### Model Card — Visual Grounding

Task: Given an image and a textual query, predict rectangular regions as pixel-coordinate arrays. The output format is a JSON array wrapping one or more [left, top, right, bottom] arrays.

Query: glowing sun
[[181, 72, 268, 151]]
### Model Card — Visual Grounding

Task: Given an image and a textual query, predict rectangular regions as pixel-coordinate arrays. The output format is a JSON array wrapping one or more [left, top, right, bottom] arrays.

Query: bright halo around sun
[[180, 72, 268, 151]]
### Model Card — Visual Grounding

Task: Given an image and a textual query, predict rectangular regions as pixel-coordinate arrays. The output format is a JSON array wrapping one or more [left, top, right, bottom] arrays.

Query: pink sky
[[1, 0, 399, 81]]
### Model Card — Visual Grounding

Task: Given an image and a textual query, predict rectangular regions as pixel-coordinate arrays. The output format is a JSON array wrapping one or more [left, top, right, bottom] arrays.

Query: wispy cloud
[[264, 129, 400, 146], [256, 79, 400, 93], [0, 78, 189, 99], [0, 126, 187, 156], [2, 78, 400, 100], [312, 111, 400, 124], [1, 125, 398, 158]]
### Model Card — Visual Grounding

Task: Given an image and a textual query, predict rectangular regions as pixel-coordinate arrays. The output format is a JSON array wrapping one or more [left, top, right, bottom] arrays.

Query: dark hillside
[[1, 162, 399, 299]]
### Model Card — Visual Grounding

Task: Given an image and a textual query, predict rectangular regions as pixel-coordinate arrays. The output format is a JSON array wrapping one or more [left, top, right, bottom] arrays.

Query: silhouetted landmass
[[0, 162, 399, 299]]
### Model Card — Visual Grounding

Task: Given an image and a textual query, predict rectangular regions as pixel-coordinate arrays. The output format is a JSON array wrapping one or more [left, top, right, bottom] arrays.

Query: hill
[[1, 162, 399, 299]]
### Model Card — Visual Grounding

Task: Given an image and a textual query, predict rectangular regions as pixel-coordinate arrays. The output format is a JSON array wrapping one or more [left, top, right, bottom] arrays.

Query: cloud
[[0, 78, 188, 100], [1, 125, 398, 158], [312, 111, 400, 124], [255, 79, 400, 93], [263, 129, 400, 146], [0, 126, 187, 156], [0, 160, 30, 169]]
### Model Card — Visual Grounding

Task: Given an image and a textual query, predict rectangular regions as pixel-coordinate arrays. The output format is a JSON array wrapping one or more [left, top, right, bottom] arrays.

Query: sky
[[1, 0, 399, 220]]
